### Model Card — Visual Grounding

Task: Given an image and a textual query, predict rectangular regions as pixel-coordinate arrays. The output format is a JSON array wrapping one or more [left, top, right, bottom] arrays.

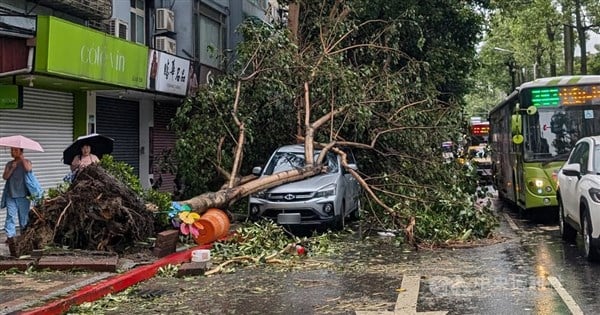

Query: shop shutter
[[96, 97, 140, 175], [0, 87, 73, 229], [0, 87, 73, 190], [153, 102, 178, 193]]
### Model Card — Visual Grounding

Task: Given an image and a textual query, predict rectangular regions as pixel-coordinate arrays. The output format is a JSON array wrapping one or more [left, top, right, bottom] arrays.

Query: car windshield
[[263, 151, 339, 175]]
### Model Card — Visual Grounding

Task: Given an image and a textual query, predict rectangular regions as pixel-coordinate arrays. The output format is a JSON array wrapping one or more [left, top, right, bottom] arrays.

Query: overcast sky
[[575, 31, 600, 56]]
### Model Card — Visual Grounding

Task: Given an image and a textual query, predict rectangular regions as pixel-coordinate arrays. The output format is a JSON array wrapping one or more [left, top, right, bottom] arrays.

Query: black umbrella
[[63, 133, 114, 165]]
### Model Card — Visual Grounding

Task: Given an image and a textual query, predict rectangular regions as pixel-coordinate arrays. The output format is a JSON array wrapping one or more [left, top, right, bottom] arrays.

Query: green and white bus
[[489, 75, 600, 211]]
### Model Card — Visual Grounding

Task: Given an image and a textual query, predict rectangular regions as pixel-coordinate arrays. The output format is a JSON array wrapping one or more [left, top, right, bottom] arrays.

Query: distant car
[[248, 144, 361, 230], [557, 136, 600, 261], [441, 141, 455, 163]]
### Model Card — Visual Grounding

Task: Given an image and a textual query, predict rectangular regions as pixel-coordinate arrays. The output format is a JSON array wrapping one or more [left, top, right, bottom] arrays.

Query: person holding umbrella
[[62, 134, 113, 183], [70, 142, 99, 173], [2, 147, 33, 243]]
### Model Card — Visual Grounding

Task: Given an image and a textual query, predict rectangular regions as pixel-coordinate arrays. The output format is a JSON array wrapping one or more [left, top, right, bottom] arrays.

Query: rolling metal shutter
[[0, 87, 73, 230], [96, 97, 140, 175], [153, 101, 178, 193], [0, 87, 73, 190]]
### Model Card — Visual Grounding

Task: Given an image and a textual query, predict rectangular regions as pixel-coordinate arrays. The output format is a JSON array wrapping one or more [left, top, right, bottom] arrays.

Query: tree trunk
[[181, 165, 324, 213], [546, 22, 557, 76], [563, 4, 574, 75], [288, 2, 300, 44], [574, 0, 587, 74]]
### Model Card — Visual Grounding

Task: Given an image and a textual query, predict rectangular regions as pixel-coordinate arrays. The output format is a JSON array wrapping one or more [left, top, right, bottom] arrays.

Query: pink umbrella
[[0, 135, 44, 152]]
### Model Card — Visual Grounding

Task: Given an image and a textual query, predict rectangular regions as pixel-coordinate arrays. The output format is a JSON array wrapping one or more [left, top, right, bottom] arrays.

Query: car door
[[342, 150, 360, 211], [561, 142, 589, 222]]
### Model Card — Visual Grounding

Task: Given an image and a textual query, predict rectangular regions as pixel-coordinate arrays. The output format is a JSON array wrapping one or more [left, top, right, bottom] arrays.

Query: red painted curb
[[19, 245, 211, 315]]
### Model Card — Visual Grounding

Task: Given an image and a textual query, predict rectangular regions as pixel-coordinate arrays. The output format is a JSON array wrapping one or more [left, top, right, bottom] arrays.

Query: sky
[[575, 31, 600, 56]]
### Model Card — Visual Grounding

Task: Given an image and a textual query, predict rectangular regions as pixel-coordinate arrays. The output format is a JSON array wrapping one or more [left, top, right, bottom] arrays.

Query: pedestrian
[[1, 147, 33, 244], [70, 143, 100, 173]]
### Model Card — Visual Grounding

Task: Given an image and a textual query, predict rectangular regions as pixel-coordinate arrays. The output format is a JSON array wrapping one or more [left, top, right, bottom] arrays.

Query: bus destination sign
[[529, 84, 600, 107], [471, 123, 489, 136]]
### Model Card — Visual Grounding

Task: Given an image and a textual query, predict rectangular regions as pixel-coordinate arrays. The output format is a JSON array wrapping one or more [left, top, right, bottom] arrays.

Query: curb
[[18, 245, 210, 315]]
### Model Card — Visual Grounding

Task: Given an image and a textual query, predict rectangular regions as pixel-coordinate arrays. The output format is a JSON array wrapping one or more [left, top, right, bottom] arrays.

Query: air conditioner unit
[[155, 36, 176, 54], [156, 8, 175, 32], [109, 18, 129, 40]]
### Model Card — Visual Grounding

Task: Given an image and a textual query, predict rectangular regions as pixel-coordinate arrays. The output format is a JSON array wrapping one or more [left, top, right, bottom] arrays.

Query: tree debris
[[17, 165, 155, 255]]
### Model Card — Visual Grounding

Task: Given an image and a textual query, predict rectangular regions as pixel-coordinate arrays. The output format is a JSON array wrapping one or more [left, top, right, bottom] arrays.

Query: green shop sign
[[35, 16, 148, 89], [0, 85, 23, 109]]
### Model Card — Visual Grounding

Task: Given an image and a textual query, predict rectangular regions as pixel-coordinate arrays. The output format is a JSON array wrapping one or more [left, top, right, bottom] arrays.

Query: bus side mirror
[[526, 106, 537, 115], [512, 134, 524, 144], [511, 114, 522, 135], [511, 113, 524, 144]]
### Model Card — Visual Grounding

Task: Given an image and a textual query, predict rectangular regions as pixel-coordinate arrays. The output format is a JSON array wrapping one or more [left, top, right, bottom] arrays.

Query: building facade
[[0, 0, 275, 233], [0, 0, 276, 203]]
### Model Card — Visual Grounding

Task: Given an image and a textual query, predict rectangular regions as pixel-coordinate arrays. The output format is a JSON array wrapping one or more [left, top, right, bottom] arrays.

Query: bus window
[[522, 107, 600, 160]]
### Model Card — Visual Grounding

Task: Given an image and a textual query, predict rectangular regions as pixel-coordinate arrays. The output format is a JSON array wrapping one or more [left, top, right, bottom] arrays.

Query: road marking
[[503, 213, 520, 231], [548, 276, 584, 315], [355, 274, 447, 315]]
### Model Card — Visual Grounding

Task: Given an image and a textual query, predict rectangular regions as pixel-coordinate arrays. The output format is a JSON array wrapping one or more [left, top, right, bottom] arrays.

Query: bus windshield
[[523, 106, 600, 161]]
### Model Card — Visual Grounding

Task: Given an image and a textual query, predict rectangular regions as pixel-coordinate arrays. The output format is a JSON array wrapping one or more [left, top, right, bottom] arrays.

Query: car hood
[[265, 173, 338, 193]]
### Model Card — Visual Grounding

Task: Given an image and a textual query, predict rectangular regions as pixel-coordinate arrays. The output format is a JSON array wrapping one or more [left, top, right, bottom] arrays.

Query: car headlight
[[315, 185, 336, 198], [589, 188, 600, 203]]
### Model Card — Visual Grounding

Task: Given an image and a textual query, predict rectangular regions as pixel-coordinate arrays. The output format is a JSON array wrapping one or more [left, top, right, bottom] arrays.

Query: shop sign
[[35, 16, 148, 89], [147, 50, 190, 96], [0, 85, 23, 109]]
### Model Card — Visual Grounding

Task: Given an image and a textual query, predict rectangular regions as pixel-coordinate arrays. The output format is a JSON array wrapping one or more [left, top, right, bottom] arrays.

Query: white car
[[557, 136, 600, 261], [248, 144, 361, 230]]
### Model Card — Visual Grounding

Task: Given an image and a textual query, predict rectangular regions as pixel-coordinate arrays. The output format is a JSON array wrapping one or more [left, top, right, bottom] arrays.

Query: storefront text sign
[[35, 16, 148, 89], [147, 50, 190, 96], [0, 85, 23, 109]]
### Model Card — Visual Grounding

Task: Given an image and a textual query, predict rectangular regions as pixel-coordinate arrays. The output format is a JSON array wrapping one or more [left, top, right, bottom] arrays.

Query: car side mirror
[[347, 163, 358, 171], [252, 166, 262, 176], [561, 164, 581, 177]]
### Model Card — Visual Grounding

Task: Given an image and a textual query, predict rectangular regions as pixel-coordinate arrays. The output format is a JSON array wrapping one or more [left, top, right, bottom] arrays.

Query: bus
[[467, 120, 492, 183], [489, 75, 600, 212]]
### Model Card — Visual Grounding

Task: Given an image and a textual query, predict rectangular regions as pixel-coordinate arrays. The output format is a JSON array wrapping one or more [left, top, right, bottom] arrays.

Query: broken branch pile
[[18, 164, 155, 255]]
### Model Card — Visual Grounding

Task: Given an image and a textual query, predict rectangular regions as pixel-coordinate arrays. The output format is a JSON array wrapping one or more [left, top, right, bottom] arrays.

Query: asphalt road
[[8, 190, 600, 315]]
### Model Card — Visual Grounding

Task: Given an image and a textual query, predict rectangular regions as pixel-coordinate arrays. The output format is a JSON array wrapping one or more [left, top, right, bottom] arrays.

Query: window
[[196, 5, 225, 69], [130, 0, 145, 44], [568, 142, 589, 174]]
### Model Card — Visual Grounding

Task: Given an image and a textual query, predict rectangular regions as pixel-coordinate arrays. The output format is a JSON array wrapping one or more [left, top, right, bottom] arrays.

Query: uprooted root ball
[[18, 164, 155, 255]]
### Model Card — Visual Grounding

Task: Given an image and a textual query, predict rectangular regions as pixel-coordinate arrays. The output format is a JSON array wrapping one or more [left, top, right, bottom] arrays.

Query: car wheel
[[559, 200, 576, 243], [582, 209, 600, 261], [334, 202, 346, 230], [349, 199, 361, 221]]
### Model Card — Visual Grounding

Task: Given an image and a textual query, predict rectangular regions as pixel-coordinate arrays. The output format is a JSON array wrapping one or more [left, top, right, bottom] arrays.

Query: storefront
[[0, 87, 73, 188], [0, 16, 149, 192], [0, 16, 190, 198], [145, 50, 191, 192]]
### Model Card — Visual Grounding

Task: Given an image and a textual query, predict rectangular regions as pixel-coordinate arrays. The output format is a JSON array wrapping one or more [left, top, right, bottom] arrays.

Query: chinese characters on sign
[[147, 49, 190, 96]]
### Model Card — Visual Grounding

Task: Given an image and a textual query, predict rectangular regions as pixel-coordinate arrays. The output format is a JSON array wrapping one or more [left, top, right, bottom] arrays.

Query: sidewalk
[[0, 230, 209, 315]]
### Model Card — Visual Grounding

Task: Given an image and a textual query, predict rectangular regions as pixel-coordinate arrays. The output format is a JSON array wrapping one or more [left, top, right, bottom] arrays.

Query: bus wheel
[[559, 201, 576, 243]]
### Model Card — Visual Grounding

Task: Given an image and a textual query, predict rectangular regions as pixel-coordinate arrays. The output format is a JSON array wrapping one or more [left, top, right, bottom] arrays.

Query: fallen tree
[[167, 0, 496, 245]]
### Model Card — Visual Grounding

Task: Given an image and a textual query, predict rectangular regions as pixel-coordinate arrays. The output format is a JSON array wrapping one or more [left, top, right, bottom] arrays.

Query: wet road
[[495, 201, 600, 315], [77, 195, 600, 315]]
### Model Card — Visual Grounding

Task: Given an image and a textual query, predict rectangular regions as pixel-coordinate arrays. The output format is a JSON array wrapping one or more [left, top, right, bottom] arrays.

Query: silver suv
[[248, 144, 361, 229]]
